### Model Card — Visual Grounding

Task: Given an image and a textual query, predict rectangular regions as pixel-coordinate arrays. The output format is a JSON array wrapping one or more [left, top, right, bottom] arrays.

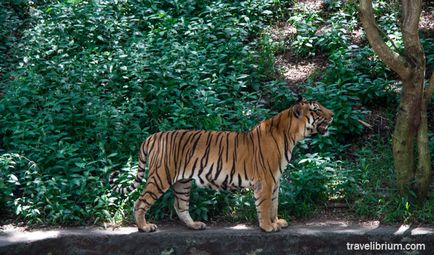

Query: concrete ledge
[[1, 221, 433, 255]]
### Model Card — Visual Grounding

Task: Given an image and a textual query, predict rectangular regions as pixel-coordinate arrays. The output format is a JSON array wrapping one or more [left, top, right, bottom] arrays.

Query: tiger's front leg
[[254, 181, 281, 232], [271, 182, 288, 229]]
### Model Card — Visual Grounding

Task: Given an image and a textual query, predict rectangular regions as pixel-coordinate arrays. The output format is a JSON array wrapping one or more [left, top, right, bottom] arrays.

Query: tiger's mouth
[[317, 118, 332, 135], [317, 124, 329, 135]]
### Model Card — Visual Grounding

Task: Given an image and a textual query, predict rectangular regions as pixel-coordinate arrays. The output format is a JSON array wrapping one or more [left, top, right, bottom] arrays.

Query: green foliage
[[0, 0, 29, 82], [279, 154, 359, 218], [0, 0, 293, 224], [288, 7, 323, 56], [0, 154, 23, 216], [353, 138, 434, 223], [288, 1, 357, 56], [288, 1, 399, 150], [421, 37, 434, 73], [285, 0, 432, 224], [303, 45, 398, 145], [1, 0, 432, 227]]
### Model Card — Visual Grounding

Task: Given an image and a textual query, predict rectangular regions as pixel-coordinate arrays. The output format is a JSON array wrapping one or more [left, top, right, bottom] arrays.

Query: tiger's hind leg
[[173, 180, 206, 230], [134, 174, 170, 232]]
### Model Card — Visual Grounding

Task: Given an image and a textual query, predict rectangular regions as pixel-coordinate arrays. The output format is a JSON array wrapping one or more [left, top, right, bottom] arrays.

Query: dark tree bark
[[359, 0, 432, 201]]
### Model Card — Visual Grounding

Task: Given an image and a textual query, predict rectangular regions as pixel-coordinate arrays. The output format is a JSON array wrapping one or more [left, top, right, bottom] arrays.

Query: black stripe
[[256, 198, 266, 207], [147, 134, 158, 155], [151, 175, 165, 194], [198, 132, 213, 177], [225, 133, 230, 162], [174, 190, 190, 196], [164, 161, 172, 185], [266, 160, 277, 185], [205, 163, 214, 182], [178, 179, 191, 184], [173, 131, 188, 180], [163, 132, 172, 184], [256, 133, 267, 170], [139, 142, 146, 162], [139, 198, 151, 206], [273, 185, 279, 194], [134, 176, 142, 184], [143, 190, 158, 200], [214, 140, 224, 179], [180, 132, 194, 157], [199, 176, 205, 184], [243, 161, 248, 180], [182, 132, 202, 178], [188, 158, 199, 179], [214, 132, 223, 146], [221, 175, 229, 190], [229, 142, 237, 184], [283, 132, 291, 162], [174, 196, 189, 203], [135, 207, 146, 212], [270, 131, 282, 161]]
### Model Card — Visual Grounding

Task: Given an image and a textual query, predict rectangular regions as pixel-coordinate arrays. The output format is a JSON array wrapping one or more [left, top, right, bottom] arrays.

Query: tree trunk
[[416, 73, 434, 201], [416, 100, 431, 201], [392, 85, 417, 196], [359, 0, 432, 201]]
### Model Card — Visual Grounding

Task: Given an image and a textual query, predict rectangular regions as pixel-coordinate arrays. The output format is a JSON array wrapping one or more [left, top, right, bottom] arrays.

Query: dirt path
[[270, 0, 328, 93]]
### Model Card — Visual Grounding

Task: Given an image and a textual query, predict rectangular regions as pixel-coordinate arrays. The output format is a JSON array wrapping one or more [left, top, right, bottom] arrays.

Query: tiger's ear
[[294, 95, 305, 118], [296, 95, 304, 103], [296, 95, 307, 104], [293, 102, 302, 118]]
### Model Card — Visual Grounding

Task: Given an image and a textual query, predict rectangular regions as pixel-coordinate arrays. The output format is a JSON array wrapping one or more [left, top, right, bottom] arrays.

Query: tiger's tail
[[109, 142, 148, 195]]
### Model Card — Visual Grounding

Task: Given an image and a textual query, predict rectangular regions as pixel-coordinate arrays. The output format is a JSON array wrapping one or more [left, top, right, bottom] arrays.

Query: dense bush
[[0, 0, 293, 224], [0, 0, 29, 81], [303, 45, 398, 145], [1, 0, 432, 226], [286, 0, 433, 223], [288, 1, 400, 149], [353, 137, 434, 223], [279, 153, 359, 218]]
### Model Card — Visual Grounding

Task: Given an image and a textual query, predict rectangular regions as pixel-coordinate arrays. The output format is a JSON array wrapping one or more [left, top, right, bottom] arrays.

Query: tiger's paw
[[187, 221, 207, 230], [276, 218, 288, 228], [260, 222, 281, 232], [138, 223, 158, 233]]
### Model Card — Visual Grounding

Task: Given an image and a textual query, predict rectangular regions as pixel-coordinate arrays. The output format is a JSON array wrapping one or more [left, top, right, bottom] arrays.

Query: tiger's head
[[293, 96, 334, 136]]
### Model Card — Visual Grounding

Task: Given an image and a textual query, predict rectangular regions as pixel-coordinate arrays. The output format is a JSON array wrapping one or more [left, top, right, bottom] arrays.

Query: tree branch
[[401, 0, 424, 68], [401, 0, 422, 41], [359, 0, 411, 79]]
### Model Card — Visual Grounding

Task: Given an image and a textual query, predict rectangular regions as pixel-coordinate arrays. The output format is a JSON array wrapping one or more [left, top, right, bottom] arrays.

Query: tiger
[[109, 96, 334, 232]]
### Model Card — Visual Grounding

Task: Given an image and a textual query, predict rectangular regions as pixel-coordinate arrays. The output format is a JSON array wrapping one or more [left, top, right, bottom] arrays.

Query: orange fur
[[110, 98, 334, 232]]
